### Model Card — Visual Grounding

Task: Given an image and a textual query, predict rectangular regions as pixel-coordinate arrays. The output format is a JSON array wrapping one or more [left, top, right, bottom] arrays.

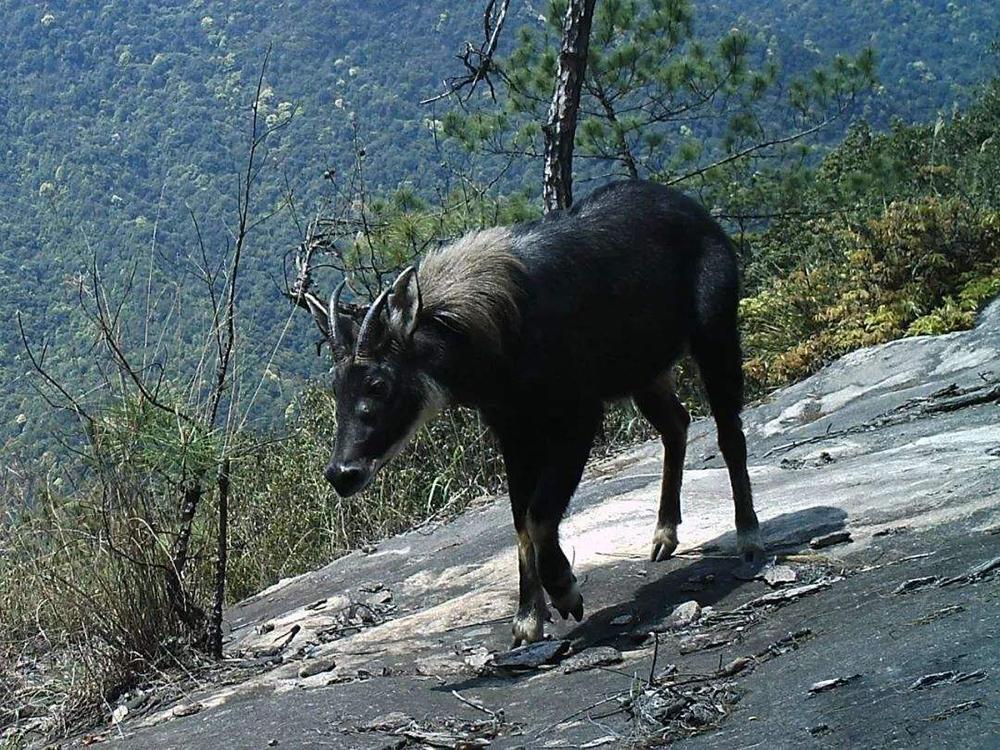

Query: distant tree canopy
[[0, 0, 995, 462]]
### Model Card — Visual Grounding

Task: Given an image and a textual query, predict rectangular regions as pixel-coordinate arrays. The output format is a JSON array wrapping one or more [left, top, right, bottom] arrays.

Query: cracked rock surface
[[107, 300, 1000, 748]]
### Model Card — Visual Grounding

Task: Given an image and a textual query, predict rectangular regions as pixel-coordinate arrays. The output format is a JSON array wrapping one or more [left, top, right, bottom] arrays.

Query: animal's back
[[508, 180, 738, 400]]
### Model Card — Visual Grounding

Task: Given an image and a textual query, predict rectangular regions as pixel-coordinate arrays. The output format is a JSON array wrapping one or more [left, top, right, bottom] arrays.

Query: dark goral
[[301, 180, 762, 645]]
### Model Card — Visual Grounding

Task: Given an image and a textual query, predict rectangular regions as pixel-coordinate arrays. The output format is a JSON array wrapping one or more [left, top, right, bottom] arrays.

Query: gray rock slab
[[108, 299, 1000, 748]]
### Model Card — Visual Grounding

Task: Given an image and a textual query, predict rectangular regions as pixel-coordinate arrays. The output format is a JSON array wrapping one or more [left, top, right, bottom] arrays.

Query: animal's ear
[[387, 266, 421, 341]]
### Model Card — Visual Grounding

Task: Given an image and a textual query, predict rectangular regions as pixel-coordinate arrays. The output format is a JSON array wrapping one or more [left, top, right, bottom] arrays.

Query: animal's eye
[[366, 378, 389, 399]]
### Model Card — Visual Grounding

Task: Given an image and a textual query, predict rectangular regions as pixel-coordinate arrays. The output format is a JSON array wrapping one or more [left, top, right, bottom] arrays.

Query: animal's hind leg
[[691, 307, 763, 562], [634, 374, 690, 561]]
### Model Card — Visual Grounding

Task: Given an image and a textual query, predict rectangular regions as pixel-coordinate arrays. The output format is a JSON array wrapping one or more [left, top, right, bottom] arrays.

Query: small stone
[[362, 711, 412, 731], [686, 702, 718, 726], [267, 741, 278, 747], [298, 656, 337, 678], [666, 600, 702, 629], [809, 531, 852, 549], [679, 632, 732, 654], [610, 612, 637, 626], [954, 669, 987, 683], [761, 565, 797, 587], [809, 724, 831, 736], [490, 639, 570, 670], [910, 670, 986, 689], [561, 646, 623, 674], [745, 581, 833, 608], [171, 703, 203, 718], [910, 671, 956, 689], [110, 705, 128, 724], [463, 647, 492, 671], [873, 526, 908, 537], [718, 656, 752, 677], [365, 589, 393, 606]]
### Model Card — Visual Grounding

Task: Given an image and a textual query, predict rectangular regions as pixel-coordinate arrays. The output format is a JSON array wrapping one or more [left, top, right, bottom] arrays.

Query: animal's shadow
[[565, 505, 847, 650], [443, 504, 846, 691]]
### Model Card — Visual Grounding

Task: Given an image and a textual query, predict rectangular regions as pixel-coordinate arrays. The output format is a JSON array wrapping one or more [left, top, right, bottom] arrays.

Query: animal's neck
[[420, 318, 514, 410]]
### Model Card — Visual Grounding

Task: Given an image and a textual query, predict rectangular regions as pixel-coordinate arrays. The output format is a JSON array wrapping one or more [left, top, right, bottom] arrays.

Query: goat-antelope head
[[303, 267, 445, 497]]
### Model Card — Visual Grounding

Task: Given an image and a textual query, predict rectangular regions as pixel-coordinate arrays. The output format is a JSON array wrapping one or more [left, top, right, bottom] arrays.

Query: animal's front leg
[[530, 518, 583, 622], [525, 402, 602, 624], [495, 403, 599, 645], [511, 528, 550, 646]]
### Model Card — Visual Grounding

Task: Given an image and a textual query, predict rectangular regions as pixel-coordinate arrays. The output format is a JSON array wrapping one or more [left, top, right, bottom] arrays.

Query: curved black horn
[[328, 279, 352, 349], [355, 287, 390, 357]]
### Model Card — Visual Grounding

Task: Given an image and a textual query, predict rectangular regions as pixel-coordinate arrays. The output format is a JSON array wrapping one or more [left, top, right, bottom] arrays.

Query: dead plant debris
[[910, 670, 987, 690]]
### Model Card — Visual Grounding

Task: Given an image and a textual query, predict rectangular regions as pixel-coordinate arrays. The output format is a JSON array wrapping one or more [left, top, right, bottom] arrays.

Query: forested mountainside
[[1, 0, 996, 461], [3, 4, 999, 742]]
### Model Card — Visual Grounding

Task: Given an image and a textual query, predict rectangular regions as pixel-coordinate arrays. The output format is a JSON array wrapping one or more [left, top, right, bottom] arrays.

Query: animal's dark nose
[[325, 462, 369, 497]]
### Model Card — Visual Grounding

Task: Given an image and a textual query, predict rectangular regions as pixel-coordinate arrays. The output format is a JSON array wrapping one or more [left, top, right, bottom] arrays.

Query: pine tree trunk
[[542, 0, 597, 213], [166, 482, 206, 630], [208, 459, 230, 659]]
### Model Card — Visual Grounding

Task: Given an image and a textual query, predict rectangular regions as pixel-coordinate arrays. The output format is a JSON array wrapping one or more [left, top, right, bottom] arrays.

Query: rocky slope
[[102, 299, 999, 749]]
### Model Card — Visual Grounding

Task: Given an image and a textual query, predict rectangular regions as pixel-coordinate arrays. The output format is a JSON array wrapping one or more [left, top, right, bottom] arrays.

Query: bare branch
[[207, 43, 271, 429], [16, 312, 94, 425], [666, 107, 849, 187], [420, 0, 511, 105]]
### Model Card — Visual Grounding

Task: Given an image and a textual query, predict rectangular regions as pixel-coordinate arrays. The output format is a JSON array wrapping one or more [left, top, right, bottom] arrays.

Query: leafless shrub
[[1, 467, 194, 742]]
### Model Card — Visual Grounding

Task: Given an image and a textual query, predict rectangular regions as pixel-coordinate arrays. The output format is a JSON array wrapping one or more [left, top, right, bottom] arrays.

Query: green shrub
[[742, 197, 999, 392]]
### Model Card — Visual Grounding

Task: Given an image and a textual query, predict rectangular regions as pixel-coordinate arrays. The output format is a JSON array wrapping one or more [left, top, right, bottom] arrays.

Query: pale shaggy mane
[[418, 226, 525, 355]]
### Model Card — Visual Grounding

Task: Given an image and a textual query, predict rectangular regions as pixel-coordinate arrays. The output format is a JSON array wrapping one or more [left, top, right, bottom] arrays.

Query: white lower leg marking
[[737, 527, 763, 557], [650, 522, 679, 561]]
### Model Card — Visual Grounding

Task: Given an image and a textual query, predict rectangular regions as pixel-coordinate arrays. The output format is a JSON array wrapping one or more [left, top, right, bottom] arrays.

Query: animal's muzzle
[[325, 460, 372, 497]]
